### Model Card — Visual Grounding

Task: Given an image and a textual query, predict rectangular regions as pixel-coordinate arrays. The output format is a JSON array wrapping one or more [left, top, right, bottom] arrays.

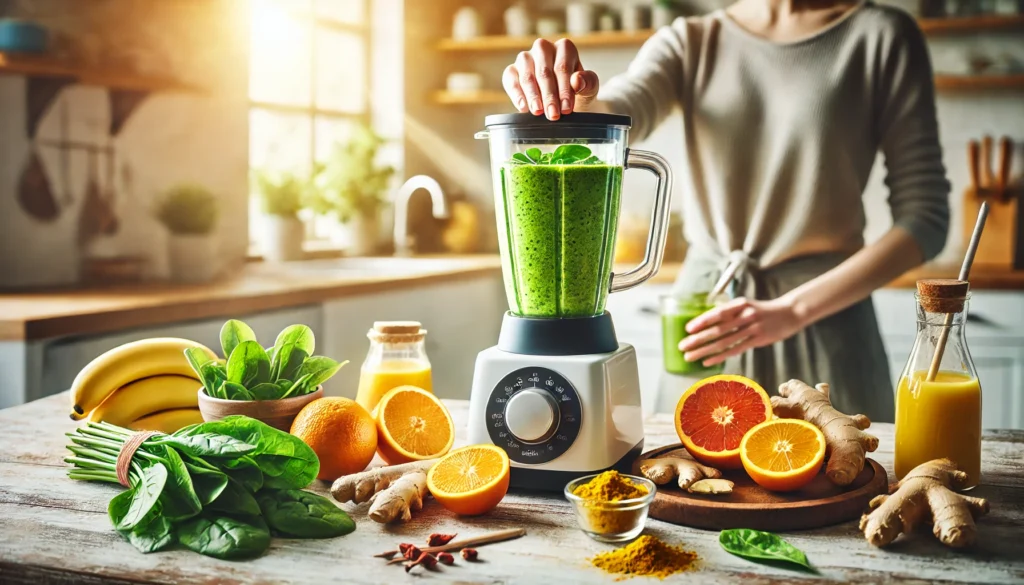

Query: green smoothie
[[662, 294, 722, 375], [499, 162, 622, 318]]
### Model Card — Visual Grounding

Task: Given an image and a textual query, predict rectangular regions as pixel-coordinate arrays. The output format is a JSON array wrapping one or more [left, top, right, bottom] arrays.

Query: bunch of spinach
[[187, 319, 347, 401], [719, 529, 815, 571], [66, 416, 354, 560], [510, 144, 604, 166]]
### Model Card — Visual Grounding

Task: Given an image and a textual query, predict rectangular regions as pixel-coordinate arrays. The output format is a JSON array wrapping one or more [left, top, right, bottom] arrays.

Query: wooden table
[[1, 394, 1022, 584]]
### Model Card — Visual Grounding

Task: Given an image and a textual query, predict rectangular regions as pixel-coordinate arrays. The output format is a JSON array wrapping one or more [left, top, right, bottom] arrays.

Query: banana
[[87, 374, 204, 427], [129, 408, 205, 434], [70, 338, 216, 419]]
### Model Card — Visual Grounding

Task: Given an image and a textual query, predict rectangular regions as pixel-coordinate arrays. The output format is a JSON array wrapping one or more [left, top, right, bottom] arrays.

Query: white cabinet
[[321, 275, 506, 401]]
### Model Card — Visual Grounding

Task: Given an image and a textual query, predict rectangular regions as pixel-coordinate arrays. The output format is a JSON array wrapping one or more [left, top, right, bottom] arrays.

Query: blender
[[467, 113, 673, 489]]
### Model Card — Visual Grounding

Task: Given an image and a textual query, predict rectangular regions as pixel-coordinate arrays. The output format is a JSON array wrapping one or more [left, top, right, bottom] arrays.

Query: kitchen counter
[[0, 256, 502, 341], [0, 393, 1021, 584]]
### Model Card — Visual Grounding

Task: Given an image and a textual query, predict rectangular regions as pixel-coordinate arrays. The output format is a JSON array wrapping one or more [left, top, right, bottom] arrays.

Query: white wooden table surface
[[1, 393, 1022, 584]]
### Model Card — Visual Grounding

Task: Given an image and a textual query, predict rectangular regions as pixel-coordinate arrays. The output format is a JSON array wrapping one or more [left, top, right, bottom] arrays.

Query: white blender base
[[467, 344, 645, 489]]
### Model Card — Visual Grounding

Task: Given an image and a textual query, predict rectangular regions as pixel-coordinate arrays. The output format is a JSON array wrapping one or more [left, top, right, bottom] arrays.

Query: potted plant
[[155, 183, 219, 283], [189, 319, 347, 431], [310, 124, 395, 255], [252, 169, 311, 262]]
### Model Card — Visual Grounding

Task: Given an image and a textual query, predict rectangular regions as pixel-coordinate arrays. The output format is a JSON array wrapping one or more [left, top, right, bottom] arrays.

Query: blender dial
[[504, 388, 558, 443]]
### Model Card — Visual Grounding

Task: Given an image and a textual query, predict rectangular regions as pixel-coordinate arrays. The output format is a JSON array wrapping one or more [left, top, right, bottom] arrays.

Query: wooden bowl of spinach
[[189, 320, 347, 431]]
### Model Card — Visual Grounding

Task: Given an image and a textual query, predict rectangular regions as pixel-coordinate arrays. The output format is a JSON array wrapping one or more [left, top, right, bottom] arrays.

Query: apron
[[672, 249, 896, 423]]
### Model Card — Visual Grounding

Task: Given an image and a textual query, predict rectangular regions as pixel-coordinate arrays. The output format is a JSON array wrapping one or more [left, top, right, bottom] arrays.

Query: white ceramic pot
[[168, 235, 218, 283], [536, 17, 563, 37], [331, 213, 380, 256], [504, 3, 532, 37], [452, 6, 483, 40], [621, 3, 647, 31], [566, 3, 595, 35], [261, 215, 304, 263], [652, 4, 677, 29]]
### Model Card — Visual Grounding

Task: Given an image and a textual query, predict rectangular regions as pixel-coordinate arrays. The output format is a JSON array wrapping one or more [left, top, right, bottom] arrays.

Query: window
[[248, 0, 371, 242]]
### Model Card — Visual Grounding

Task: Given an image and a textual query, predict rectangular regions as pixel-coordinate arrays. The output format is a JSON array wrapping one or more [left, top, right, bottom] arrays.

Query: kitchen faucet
[[393, 175, 449, 256]]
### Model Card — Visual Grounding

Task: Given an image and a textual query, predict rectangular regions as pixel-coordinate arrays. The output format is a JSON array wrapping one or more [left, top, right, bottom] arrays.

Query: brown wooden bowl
[[196, 386, 323, 431]]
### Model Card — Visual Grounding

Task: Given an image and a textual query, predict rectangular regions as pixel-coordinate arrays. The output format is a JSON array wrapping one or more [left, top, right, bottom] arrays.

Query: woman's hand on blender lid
[[502, 38, 601, 121]]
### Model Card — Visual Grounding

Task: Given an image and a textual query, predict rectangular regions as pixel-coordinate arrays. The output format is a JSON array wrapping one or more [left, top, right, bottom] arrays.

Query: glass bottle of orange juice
[[356, 321, 433, 413], [894, 280, 982, 488]]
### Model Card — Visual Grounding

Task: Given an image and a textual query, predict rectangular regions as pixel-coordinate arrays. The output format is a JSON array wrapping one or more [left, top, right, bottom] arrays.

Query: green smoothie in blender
[[499, 147, 622, 318]]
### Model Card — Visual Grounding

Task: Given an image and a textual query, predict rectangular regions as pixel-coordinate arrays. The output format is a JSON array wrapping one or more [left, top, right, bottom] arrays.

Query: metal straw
[[925, 201, 989, 381], [706, 255, 745, 305]]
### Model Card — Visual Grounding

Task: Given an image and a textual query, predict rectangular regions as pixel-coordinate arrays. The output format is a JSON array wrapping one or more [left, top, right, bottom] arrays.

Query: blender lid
[[484, 112, 631, 129]]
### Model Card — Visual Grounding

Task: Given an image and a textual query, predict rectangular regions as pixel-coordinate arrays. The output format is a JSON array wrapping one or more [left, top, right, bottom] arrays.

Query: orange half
[[374, 385, 454, 465], [427, 444, 510, 516], [740, 419, 825, 492], [675, 374, 772, 469]]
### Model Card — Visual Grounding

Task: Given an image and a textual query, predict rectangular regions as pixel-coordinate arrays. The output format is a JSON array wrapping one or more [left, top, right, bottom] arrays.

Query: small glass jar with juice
[[894, 280, 982, 488], [355, 321, 433, 413], [661, 293, 722, 376]]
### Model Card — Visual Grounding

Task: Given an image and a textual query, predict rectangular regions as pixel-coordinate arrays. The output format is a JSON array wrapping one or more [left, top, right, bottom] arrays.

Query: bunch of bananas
[[69, 338, 218, 433]]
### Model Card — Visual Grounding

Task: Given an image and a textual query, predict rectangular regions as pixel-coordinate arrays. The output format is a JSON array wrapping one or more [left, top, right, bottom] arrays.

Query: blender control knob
[[504, 388, 558, 444]]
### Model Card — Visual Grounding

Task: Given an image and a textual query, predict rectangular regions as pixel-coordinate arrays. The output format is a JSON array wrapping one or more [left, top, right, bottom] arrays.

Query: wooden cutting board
[[634, 444, 888, 532]]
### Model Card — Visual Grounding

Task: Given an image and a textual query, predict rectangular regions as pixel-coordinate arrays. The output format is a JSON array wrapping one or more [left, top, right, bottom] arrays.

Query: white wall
[[0, 0, 250, 288]]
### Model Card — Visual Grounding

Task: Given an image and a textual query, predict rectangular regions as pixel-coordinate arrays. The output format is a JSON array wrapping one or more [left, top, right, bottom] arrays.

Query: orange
[[374, 385, 454, 465], [740, 419, 826, 492], [427, 444, 510, 516], [674, 374, 773, 469], [290, 397, 377, 481]]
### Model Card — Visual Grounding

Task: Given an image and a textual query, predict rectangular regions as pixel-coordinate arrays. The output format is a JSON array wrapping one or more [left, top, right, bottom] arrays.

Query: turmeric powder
[[572, 471, 650, 535], [590, 535, 698, 579]]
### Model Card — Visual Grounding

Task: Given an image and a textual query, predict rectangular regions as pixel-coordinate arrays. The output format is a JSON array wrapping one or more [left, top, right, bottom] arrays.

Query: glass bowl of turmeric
[[564, 470, 656, 543]]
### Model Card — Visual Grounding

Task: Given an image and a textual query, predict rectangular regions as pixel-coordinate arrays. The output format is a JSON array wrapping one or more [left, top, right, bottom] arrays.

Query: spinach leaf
[[120, 507, 174, 553], [220, 319, 257, 358], [217, 455, 264, 493], [553, 144, 592, 162], [197, 360, 227, 398], [271, 346, 308, 384], [273, 324, 315, 357], [182, 460, 229, 505], [184, 347, 214, 379], [525, 147, 542, 163], [177, 514, 271, 560], [511, 152, 531, 164], [294, 357, 346, 393], [279, 373, 314, 399], [180, 416, 319, 490], [162, 432, 256, 458], [207, 477, 261, 517], [249, 382, 283, 401], [157, 446, 201, 521], [226, 340, 271, 389], [719, 529, 813, 571], [222, 381, 255, 401], [257, 489, 355, 538], [114, 463, 168, 531]]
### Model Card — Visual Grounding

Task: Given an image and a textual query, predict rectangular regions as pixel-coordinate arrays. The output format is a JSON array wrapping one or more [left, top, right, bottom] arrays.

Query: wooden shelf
[[934, 74, 1024, 91], [438, 29, 654, 52], [431, 90, 509, 105], [917, 14, 1024, 34], [0, 52, 201, 93]]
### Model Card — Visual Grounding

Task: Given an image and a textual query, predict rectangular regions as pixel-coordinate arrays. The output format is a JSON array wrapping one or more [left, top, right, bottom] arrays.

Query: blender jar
[[477, 113, 673, 319]]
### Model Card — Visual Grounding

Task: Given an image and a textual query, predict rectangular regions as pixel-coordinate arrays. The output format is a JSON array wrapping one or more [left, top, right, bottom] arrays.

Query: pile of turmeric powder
[[590, 535, 698, 579], [572, 471, 650, 535]]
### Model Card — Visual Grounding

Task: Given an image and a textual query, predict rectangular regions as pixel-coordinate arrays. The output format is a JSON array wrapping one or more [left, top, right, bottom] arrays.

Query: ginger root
[[368, 470, 429, 523], [772, 380, 878, 486], [860, 458, 989, 548], [331, 460, 436, 504], [638, 457, 722, 489], [688, 478, 734, 495]]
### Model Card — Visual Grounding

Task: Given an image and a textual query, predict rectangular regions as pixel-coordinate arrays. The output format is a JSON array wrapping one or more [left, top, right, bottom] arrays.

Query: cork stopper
[[916, 279, 969, 313], [368, 321, 426, 342]]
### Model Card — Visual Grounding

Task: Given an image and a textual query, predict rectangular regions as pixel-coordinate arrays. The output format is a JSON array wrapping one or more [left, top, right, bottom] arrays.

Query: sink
[[275, 257, 478, 279]]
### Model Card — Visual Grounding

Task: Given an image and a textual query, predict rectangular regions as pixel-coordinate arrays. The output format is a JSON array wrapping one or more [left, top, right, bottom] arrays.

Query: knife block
[[964, 187, 1022, 270]]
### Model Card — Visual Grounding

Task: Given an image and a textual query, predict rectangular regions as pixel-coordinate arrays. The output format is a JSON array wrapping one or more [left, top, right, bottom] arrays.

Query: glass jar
[[355, 321, 433, 413], [660, 293, 722, 376], [894, 280, 982, 488]]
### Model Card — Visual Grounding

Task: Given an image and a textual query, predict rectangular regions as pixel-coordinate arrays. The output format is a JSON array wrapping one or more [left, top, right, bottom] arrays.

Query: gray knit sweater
[[602, 2, 951, 268]]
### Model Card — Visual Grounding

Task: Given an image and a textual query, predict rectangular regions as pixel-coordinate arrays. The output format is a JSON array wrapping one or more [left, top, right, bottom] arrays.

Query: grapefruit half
[[674, 374, 772, 469]]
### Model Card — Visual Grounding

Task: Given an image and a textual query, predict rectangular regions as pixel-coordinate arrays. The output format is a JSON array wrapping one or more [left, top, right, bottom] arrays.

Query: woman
[[500, 0, 950, 421]]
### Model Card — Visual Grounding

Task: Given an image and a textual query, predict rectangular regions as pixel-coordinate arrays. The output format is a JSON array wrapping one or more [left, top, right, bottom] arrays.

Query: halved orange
[[740, 419, 825, 492], [675, 374, 773, 469], [427, 444, 510, 516], [373, 385, 454, 465]]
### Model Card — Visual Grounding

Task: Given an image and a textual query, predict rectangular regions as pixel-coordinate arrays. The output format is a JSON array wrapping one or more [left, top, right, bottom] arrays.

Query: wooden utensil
[[997, 136, 1012, 200], [980, 135, 994, 189], [17, 149, 59, 221], [968, 139, 980, 192], [636, 445, 888, 531]]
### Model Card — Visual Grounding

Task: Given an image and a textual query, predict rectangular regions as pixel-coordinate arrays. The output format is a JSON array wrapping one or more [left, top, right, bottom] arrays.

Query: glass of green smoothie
[[661, 294, 723, 375], [477, 113, 674, 320]]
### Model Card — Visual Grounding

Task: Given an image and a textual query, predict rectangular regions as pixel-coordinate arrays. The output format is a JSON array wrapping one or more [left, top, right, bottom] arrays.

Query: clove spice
[[405, 551, 438, 572], [437, 552, 455, 565], [461, 548, 479, 561], [427, 532, 458, 547]]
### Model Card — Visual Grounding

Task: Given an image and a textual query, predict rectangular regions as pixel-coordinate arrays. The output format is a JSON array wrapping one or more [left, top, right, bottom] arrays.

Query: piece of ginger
[[860, 458, 989, 548], [772, 379, 878, 486], [331, 460, 435, 504], [639, 456, 722, 489], [330, 460, 435, 523]]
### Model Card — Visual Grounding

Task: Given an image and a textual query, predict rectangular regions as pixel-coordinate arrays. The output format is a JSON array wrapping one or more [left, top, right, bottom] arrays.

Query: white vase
[[566, 3, 595, 35], [621, 3, 648, 31], [261, 215, 305, 263], [504, 2, 532, 37], [168, 235, 218, 283], [452, 6, 483, 40], [331, 214, 380, 256]]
